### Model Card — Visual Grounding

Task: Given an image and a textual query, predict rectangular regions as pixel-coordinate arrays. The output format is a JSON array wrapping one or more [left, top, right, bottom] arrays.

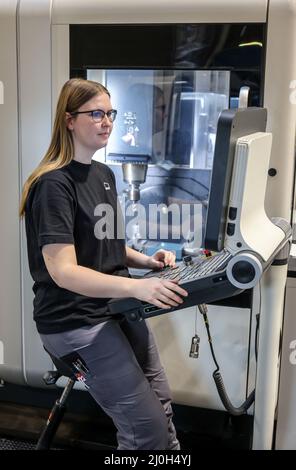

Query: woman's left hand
[[147, 249, 176, 270]]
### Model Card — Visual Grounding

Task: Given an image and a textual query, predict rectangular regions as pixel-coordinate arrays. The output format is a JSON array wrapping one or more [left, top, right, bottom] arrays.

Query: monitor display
[[204, 107, 267, 252]]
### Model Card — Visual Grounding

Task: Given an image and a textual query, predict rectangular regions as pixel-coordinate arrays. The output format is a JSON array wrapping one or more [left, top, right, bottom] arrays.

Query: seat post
[[36, 348, 77, 450], [36, 377, 76, 450]]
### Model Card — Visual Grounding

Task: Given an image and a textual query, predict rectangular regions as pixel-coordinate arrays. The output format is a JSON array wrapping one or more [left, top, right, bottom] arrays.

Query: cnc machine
[[0, 0, 296, 449]]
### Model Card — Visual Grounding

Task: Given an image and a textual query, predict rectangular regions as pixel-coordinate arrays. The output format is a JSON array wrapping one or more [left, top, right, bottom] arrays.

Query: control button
[[183, 255, 193, 266], [227, 223, 235, 236], [228, 207, 237, 221], [203, 250, 212, 258]]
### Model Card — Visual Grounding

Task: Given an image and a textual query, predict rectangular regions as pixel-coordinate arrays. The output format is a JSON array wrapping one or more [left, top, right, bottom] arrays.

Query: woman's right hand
[[135, 277, 188, 310]]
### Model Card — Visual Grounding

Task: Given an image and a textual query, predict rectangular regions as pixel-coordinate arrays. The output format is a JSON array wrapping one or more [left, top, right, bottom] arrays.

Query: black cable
[[198, 303, 255, 416], [255, 314, 260, 361], [245, 288, 254, 403], [254, 281, 262, 361]]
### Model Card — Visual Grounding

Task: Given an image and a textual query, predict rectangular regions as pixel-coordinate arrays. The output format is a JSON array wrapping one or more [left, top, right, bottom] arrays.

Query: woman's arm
[[42, 243, 136, 298], [126, 245, 176, 270], [125, 246, 151, 269], [42, 243, 187, 309]]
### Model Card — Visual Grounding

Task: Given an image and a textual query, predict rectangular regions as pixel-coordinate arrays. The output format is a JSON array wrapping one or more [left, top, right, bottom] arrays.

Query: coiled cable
[[198, 303, 255, 416]]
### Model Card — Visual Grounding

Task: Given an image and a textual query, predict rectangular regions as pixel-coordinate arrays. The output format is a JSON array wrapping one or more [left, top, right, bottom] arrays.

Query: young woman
[[19, 78, 188, 450]]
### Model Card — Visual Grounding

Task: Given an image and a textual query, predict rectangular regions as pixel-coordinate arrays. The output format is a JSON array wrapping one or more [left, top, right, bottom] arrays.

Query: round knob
[[232, 261, 256, 284], [226, 253, 263, 289]]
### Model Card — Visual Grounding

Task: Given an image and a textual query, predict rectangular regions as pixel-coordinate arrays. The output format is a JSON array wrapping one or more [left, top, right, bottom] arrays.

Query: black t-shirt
[[25, 159, 129, 334]]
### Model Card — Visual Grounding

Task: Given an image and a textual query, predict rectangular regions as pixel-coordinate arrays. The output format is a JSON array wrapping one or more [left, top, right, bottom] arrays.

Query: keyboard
[[107, 250, 243, 321], [144, 251, 232, 284]]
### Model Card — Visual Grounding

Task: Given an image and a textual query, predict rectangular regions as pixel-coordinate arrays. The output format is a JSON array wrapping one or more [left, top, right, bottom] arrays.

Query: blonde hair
[[19, 78, 110, 217]]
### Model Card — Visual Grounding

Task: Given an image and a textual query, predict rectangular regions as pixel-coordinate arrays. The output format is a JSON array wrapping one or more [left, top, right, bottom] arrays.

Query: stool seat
[[44, 347, 77, 381]]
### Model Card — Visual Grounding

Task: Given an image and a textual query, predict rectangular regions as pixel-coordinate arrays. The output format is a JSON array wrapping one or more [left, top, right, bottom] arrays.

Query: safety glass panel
[[88, 69, 230, 169]]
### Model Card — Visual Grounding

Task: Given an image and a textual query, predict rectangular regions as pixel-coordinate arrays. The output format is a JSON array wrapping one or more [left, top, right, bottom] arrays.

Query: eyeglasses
[[71, 108, 117, 123]]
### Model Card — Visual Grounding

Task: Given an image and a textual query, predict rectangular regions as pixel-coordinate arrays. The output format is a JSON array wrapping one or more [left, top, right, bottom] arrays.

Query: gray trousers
[[40, 318, 180, 450]]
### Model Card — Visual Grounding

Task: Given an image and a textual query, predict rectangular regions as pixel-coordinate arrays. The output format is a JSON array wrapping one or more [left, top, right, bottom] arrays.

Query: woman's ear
[[65, 112, 74, 131]]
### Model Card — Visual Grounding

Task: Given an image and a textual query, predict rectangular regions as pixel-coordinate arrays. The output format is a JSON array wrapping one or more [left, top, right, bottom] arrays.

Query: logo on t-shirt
[[104, 182, 111, 190]]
